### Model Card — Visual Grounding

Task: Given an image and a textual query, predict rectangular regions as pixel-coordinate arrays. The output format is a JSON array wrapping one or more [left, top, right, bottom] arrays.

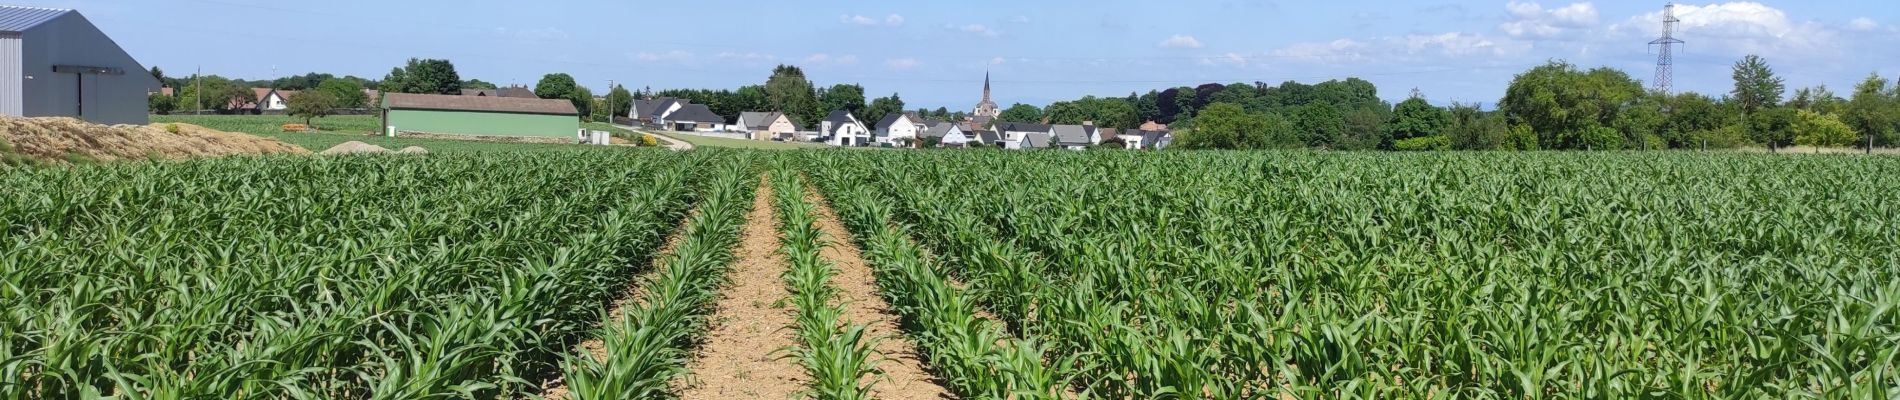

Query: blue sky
[[33, 0, 1900, 110]]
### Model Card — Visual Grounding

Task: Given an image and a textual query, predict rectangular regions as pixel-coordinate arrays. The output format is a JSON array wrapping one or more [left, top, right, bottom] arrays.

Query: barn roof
[[0, 6, 70, 33], [384, 92, 578, 115]]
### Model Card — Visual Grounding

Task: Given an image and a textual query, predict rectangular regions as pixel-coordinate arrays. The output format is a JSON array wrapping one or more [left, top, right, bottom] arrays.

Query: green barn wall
[[385, 109, 578, 138]]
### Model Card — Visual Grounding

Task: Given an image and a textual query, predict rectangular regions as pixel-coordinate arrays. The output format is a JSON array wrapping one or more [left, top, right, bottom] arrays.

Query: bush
[[165, 124, 181, 134], [1689, 125, 1749, 149], [1502, 125, 1539, 151], [1391, 135, 1450, 151], [1580, 126, 1624, 150], [639, 134, 659, 147]]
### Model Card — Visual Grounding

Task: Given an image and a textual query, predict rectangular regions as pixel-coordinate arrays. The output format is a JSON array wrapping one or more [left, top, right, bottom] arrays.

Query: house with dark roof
[[738, 111, 798, 140], [664, 103, 725, 132], [253, 88, 298, 111], [819, 110, 870, 146], [1050, 124, 1093, 150], [923, 121, 968, 147], [995, 122, 1052, 149], [495, 86, 537, 99], [381, 93, 579, 139], [1123, 120, 1173, 150], [1007, 132, 1053, 150], [874, 113, 928, 146], [0, 6, 160, 125]]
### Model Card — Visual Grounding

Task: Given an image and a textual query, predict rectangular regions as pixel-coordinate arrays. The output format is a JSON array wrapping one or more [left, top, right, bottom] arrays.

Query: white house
[[0, 6, 160, 125], [1005, 132, 1052, 150], [820, 110, 871, 146], [925, 121, 968, 147], [739, 111, 798, 140], [874, 113, 929, 145], [254, 88, 296, 111], [996, 122, 1052, 144]]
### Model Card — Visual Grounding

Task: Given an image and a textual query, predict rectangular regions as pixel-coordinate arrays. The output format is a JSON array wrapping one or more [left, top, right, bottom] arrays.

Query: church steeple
[[973, 71, 1000, 118], [982, 71, 991, 102]]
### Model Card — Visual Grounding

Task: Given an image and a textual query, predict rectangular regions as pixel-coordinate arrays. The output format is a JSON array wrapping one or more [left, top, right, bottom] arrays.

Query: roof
[[667, 104, 724, 123], [496, 86, 537, 98], [384, 92, 578, 115], [976, 131, 1001, 143], [253, 88, 299, 101], [923, 122, 959, 138], [460, 89, 498, 97], [650, 99, 681, 119], [875, 113, 910, 131], [633, 98, 671, 118], [1021, 133, 1052, 148], [997, 122, 1051, 133], [740, 112, 784, 130], [0, 6, 70, 33], [824, 110, 857, 126], [1140, 130, 1172, 149], [1051, 125, 1090, 145]]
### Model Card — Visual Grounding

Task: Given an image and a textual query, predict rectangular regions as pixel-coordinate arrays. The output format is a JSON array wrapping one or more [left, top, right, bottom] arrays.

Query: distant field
[[645, 130, 830, 150], [153, 115, 605, 153]]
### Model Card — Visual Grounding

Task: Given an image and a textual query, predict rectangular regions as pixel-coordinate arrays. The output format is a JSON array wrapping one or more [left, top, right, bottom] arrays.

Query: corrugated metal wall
[[0, 34, 20, 116]]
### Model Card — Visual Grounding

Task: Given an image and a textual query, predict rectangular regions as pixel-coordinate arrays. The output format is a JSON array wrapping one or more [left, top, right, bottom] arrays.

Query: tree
[[1444, 103, 1510, 150], [765, 65, 820, 129], [1789, 85, 1846, 115], [1843, 74, 1898, 147], [573, 85, 595, 121], [1135, 91, 1161, 123], [608, 85, 635, 118], [1499, 60, 1645, 149], [1388, 93, 1449, 142], [1793, 110, 1858, 149], [462, 79, 498, 90], [316, 79, 368, 109], [1747, 107, 1797, 149], [287, 91, 339, 126], [536, 73, 593, 120], [998, 103, 1042, 123], [175, 75, 254, 112], [384, 58, 461, 95], [819, 83, 867, 118], [149, 66, 165, 85], [1730, 55, 1786, 115], [1174, 103, 1295, 149], [148, 93, 176, 115], [1288, 103, 1344, 147], [864, 93, 906, 122]]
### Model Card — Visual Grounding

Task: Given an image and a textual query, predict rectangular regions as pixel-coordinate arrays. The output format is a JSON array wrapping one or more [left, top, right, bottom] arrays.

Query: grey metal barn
[[0, 6, 158, 125]]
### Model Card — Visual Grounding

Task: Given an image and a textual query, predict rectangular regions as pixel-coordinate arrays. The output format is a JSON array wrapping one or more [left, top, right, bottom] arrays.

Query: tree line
[[640, 65, 913, 128], [149, 59, 636, 125]]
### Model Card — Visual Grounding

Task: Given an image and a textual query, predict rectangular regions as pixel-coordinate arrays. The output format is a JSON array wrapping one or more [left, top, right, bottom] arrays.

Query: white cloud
[[1009, 15, 1031, 23], [1196, 52, 1253, 67], [1611, 2, 1836, 56], [885, 58, 921, 69], [1500, 1, 1599, 40], [988, 57, 1007, 66], [1267, 38, 1369, 64], [635, 50, 692, 62], [1397, 32, 1528, 57], [842, 14, 905, 27], [1848, 17, 1879, 31], [494, 27, 569, 41], [954, 24, 1001, 38], [1160, 34, 1205, 49]]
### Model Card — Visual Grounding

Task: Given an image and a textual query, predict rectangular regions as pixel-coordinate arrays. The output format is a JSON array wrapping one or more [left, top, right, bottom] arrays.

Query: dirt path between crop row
[[542, 207, 701, 400], [806, 188, 956, 400], [676, 176, 807, 400]]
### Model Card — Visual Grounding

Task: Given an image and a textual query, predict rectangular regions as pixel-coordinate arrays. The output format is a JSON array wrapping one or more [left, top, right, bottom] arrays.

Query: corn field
[[3, 149, 1896, 399], [803, 150, 1899, 399]]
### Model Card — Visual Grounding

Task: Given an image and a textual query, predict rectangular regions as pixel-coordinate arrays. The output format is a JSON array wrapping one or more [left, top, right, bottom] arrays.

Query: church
[[965, 72, 1001, 134]]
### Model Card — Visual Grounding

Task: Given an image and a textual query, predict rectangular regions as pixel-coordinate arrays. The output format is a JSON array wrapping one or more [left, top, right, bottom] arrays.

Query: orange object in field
[[282, 124, 309, 132]]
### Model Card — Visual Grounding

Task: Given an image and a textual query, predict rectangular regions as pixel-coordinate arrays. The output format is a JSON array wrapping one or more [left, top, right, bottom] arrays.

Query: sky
[[31, 0, 1900, 110]]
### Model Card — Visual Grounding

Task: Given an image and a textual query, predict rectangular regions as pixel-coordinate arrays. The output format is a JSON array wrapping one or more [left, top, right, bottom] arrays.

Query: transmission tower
[[1648, 3, 1684, 94]]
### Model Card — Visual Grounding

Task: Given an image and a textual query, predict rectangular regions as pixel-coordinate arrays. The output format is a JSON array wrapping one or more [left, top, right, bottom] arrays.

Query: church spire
[[982, 71, 992, 102]]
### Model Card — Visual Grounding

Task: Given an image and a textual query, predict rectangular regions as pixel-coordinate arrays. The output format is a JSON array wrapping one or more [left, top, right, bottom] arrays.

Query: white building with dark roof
[[0, 6, 159, 125]]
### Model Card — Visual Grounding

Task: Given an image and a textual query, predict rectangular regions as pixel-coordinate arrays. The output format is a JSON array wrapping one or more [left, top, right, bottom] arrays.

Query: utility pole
[[195, 65, 203, 115], [1649, 3, 1684, 95], [608, 79, 615, 124]]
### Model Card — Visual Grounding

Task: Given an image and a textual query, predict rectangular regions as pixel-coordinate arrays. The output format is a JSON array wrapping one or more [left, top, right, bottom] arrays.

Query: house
[[973, 130, 1000, 147], [1124, 120, 1173, 150], [253, 88, 298, 111], [874, 113, 928, 145], [664, 103, 724, 131], [381, 93, 579, 139], [1006, 132, 1052, 150], [459, 88, 498, 97], [924, 121, 968, 147], [495, 85, 536, 98], [1050, 124, 1094, 150], [738, 111, 798, 140], [819, 110, 870, 146], [996, 122, 1051, 141], [645, 98, 687, 126], [0, 6, 161, 125], [629, 97, 673, 124]]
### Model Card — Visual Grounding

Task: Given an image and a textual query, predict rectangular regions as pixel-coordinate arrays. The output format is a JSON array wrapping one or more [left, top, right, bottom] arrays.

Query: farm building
[[381, 93, 579, 139], [0, 6, 160, 125]]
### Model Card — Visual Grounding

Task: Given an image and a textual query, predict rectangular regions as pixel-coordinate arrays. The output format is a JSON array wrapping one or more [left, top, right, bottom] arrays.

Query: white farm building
[[0, 6, 159, 125]]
